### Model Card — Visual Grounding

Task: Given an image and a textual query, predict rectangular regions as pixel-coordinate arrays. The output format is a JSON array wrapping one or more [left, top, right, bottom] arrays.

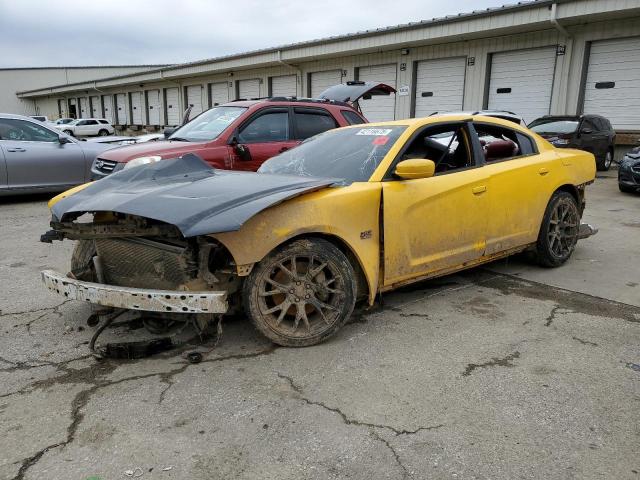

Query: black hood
[[52, 154, 337, 237]]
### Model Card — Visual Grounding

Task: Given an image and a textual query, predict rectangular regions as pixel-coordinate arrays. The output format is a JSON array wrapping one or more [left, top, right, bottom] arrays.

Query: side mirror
[[394, 159, 435, 180], [58, 134, 71, 144], [163, 127, 176, 139], [234, 143, 252, 161]]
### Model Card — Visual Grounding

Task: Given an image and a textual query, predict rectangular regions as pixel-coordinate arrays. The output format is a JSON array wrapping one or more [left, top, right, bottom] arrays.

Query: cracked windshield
[[259, 126, 407, 182]]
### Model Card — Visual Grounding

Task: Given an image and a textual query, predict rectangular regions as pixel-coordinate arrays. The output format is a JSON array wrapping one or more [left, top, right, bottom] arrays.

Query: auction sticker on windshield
[[356, 128, 393, 136]]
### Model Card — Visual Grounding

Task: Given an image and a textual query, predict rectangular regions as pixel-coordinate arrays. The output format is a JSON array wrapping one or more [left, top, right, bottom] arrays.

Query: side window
[[293, 109, 338, 140], [99, 120, 109, 124], [341, 110, 366, 125], [581, 119, 597, 132], [76, 120, 87, 126], [0, 119, 58, 142], [86, 120, 98, 125], [474, 123, 534, 162], [237, 111, 289, 143], [395, 123, 473, 175]]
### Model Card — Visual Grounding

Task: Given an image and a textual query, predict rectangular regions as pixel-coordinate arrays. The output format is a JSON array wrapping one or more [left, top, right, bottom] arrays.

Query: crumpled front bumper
[[41, 270, 228, 314]]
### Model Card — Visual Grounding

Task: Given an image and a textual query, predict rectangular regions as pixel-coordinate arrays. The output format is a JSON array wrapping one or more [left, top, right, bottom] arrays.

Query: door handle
[[6, 147, 26, 152], [472, 185, 487, 195], [538, 167, 549, 176]]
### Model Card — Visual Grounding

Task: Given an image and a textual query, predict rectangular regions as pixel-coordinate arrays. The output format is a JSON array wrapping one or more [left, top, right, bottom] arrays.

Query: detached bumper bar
[[41, 270, 228, 314], [578, 223, 598, 240]]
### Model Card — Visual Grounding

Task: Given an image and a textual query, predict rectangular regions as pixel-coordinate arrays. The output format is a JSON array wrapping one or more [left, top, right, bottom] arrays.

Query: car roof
[[220, 97, 358, 110], [0, 112, 37, 120], [351, 114, 529, 129]]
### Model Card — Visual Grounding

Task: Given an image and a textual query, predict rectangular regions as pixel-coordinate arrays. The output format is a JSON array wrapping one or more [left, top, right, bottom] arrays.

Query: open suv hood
[[318, 81, 396, 103]]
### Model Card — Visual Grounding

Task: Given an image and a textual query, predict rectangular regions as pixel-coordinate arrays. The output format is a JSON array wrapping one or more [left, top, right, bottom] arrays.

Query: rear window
[[99, 120, 109, 124], [341, 110, 366, 125], [528, 119, 579, 135], [293, 109, 338, 140]]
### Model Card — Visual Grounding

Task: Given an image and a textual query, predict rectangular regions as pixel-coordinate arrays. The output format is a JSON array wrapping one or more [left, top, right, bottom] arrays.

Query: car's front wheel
[[243, 238, 356, 347], [535, 191, 580, 268], [98, 129, 109, 136], [63, 129, 74, 136]]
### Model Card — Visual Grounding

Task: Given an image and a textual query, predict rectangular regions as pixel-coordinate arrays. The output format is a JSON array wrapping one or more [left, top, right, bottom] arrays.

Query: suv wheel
[[535, 191, 580, 268], [98, 129, 109, 136], [596, 149, 613, 171], [63, 129, 73, 136]]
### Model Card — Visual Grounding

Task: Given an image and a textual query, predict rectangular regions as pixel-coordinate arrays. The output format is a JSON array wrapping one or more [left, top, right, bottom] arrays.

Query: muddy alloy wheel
[[243, 238, 356, 347], [536, 191, 580, 268]]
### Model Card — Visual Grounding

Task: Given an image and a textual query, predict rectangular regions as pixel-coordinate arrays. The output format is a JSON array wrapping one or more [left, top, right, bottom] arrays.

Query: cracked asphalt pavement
[[1, 174, 638, 480]]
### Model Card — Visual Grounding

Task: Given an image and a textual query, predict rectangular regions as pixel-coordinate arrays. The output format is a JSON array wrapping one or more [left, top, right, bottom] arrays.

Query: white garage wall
[[102, 95, 114, 123], [209, 82, 229, 106], [146, 89, 161, 125], [413, 57, 466, 118], [186, 85, 204, 116], [487, 47, 558, 123], [270, 75, 297, 97], [164, 87, 180, 126], [357, 64, 397, 122], [310, 70, 343, 98], [582, 36, 640, 130], [130, 92, 143, 124], [238, 79, 261, 99], [115, 93, 128, 124]]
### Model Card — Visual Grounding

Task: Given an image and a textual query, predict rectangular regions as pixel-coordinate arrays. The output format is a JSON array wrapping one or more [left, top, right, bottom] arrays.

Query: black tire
[[70, 240, 97, 281], [98, 129, 109, 136], [243, 238, 356, 347], [535, 191, 580, 268], [619, 183, 636, 193], [63, 129, 74, 136], [596, 149, 613, 171]]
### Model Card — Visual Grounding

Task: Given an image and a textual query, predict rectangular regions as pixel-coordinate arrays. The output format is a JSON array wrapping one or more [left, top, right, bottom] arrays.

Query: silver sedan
[[0, 114, 117, 196]]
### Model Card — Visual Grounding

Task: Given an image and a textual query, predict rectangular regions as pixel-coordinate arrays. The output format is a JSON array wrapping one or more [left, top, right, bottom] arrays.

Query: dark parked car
[[90, 82, 395, 178], [618, 146, 640, 193], [528, 114, 616, 171]]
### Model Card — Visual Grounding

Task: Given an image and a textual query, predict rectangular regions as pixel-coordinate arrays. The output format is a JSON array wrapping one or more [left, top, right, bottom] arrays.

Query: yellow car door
[[474, 121, 556, 254], [381, 123, 489, 287]]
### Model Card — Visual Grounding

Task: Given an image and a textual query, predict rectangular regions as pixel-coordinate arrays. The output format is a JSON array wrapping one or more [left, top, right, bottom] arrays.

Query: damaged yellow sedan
[[41, 115, 596, 347]]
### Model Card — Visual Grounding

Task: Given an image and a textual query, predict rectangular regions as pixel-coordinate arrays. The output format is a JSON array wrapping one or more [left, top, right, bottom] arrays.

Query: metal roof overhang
[[17, 0, 640, 99]]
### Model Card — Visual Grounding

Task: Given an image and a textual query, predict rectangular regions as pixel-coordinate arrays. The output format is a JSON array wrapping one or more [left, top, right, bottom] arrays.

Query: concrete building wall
[[0, 66, 166, 117]]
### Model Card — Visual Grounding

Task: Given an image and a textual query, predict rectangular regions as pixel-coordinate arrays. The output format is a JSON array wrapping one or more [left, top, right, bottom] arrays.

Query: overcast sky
[[0, 0, 510, 68]]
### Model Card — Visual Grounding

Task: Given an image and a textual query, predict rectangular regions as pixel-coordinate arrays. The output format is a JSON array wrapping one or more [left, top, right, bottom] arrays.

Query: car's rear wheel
[[70, 240, 97, 281], [98, 129, 109, 136], [535, 191, 580, 268], [596, 149, 613, 171], [243, 238, 356, 347]]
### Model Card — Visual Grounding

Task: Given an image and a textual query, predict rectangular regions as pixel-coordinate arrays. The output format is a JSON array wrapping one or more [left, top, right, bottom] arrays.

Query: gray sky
[[0, 0, 510, 67]]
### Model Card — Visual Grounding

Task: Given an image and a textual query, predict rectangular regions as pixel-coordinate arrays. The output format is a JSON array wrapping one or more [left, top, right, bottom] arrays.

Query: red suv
[[91, 82, 394, 178]]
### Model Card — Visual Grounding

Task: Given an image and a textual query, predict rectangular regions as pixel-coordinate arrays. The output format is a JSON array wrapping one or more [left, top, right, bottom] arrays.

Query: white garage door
[[186, 85, 204, 116], [90, 96, 100, 117], [488, 47, 557, 123], [238, 79, 261, 99], [310, 70, 342, 98], [58, 99, 68, 118], [130, 92, 143, 124], [78, 97, 88, 118], [102, 95, 114, 123], [583, 37, 640, 130], [209, 82, 229, 106], [357, 64, 397, 122], [165, 87, 180, 126], [271, 75, 297, 97], [115, 93, 128, 124], [414, 57, 466, 118], [147, 90, 161, 125]]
